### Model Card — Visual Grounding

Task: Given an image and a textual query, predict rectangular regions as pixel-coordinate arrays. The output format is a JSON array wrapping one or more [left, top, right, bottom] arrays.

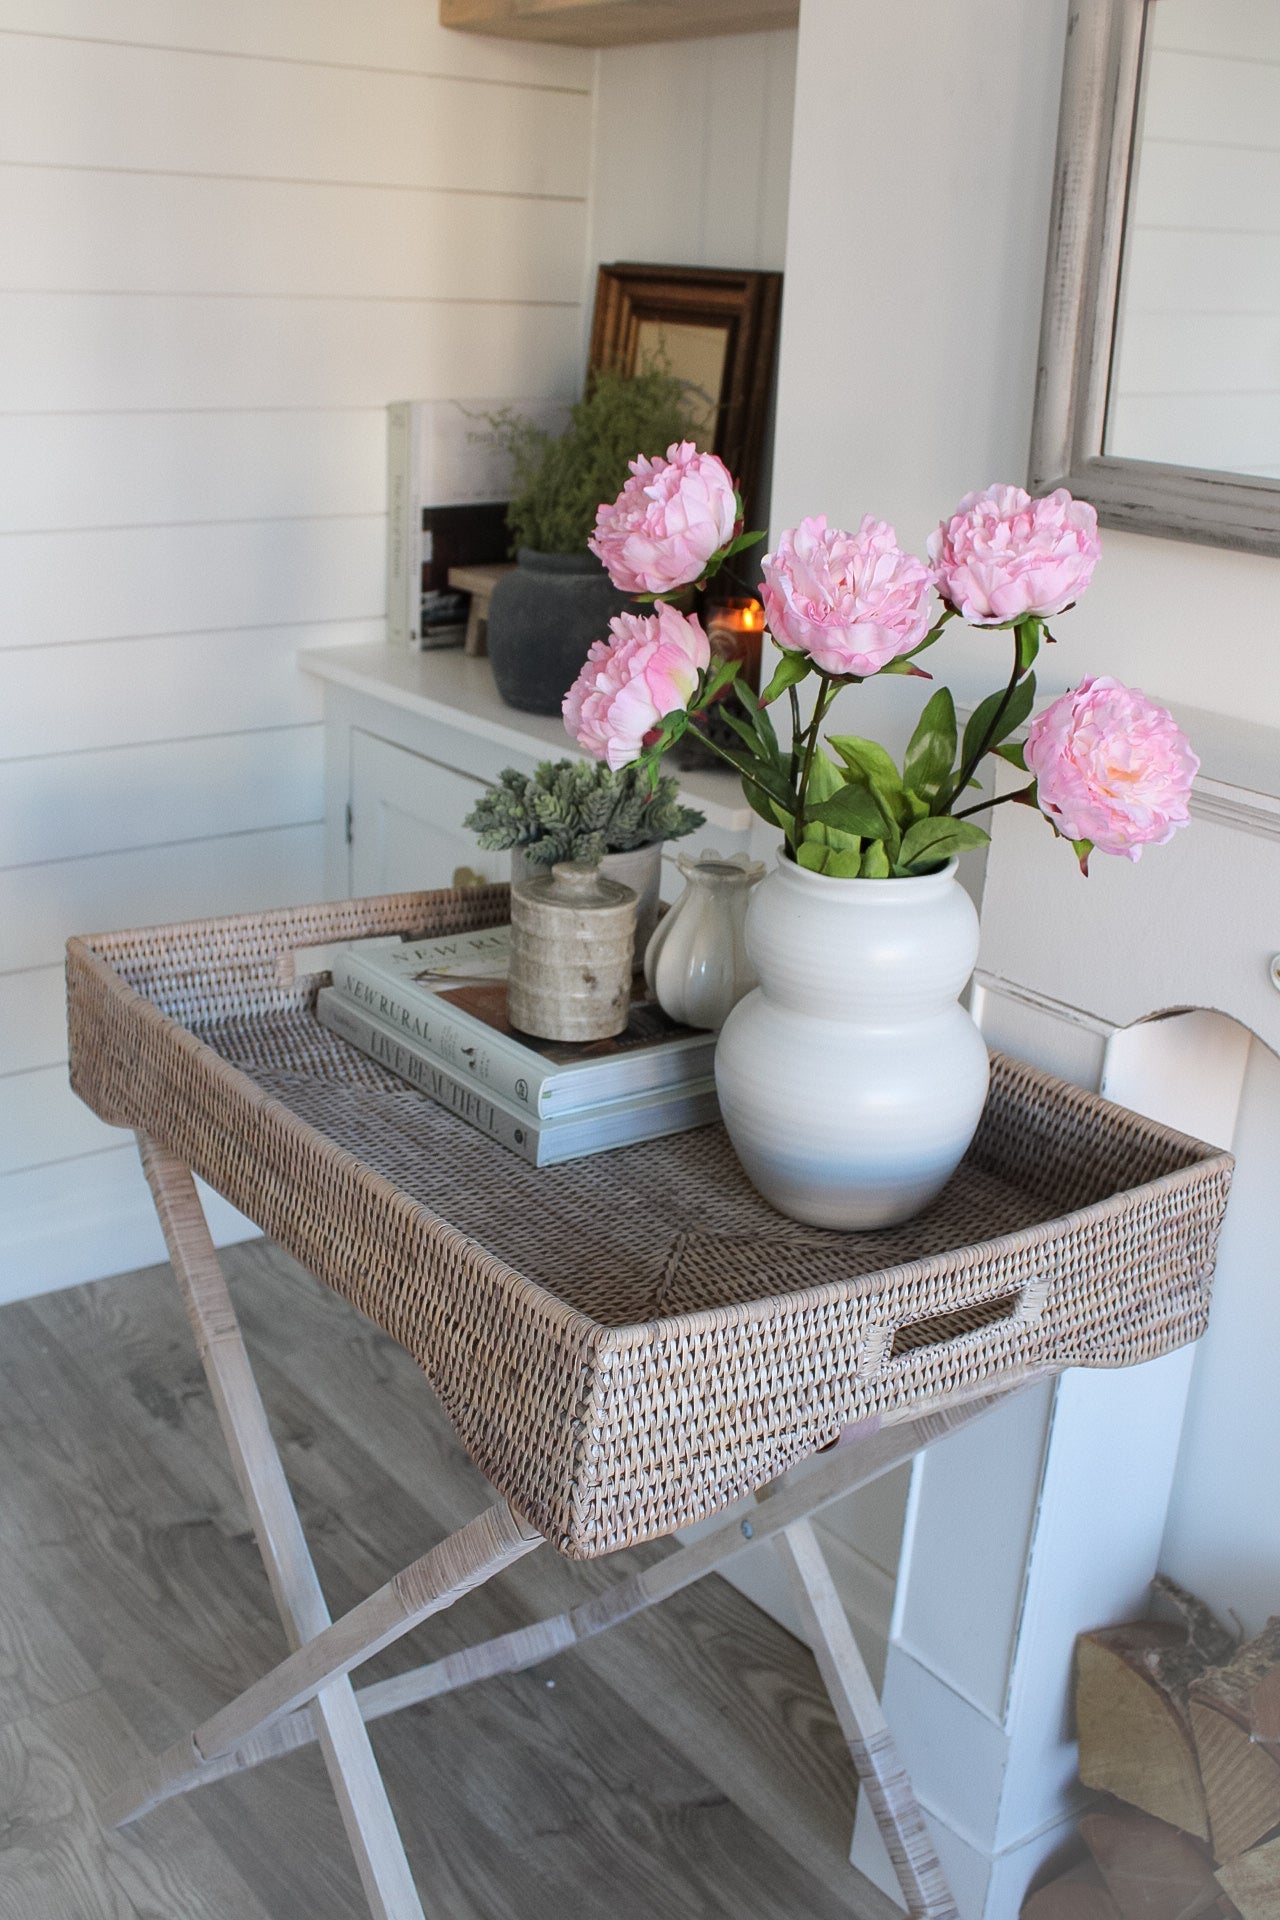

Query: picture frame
[[588, 262, 783, 528]]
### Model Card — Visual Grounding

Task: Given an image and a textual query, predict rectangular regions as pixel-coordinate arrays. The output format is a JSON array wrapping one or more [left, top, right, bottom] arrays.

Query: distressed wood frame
[[95, 1136, 1045, 1920], [588, 261, 782, 530], [1029, 0, 1280, 555]]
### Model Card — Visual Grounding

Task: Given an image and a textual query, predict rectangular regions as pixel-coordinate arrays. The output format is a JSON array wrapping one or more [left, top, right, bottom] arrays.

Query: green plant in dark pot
[[485, 366, 698, 716]]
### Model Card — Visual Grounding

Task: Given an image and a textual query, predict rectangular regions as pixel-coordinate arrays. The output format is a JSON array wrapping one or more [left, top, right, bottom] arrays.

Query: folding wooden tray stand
[[65, 889, 1235, 1920]]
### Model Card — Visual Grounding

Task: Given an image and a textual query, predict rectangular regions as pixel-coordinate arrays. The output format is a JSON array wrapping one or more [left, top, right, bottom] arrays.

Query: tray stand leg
[[104, 1136, 542, 1920], [774, 1518, 959, 1920]]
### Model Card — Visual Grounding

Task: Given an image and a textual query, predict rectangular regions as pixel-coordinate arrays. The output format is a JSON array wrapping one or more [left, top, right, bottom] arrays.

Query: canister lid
[[516, 860, 637, 913]]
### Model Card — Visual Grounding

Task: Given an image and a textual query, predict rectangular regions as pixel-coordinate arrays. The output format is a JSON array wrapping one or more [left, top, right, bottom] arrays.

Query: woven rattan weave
[[66, 888, 1233, 1564]]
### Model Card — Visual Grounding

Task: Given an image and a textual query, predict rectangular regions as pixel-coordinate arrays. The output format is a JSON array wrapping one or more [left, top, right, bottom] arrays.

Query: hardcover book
[[386, 397, 568, 649], [329, 925, 716, 1118], [315, 988, 718, 1166]]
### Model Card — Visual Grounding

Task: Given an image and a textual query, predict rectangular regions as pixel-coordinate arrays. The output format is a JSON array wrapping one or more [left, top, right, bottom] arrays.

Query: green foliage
[[957, 673, 1036, 795], [489, 366, 698, 556], [896, 815, 989, 873], [901, 689, 957, 808], [464, 758, 703, 865]]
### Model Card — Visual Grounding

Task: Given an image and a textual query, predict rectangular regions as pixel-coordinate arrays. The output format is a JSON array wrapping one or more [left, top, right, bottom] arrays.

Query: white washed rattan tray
[[67, 887, 1234, 1562]]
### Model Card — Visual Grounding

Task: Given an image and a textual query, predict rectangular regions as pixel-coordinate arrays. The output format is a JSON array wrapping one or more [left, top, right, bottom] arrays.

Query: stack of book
[[316, 925, 719, 1166]]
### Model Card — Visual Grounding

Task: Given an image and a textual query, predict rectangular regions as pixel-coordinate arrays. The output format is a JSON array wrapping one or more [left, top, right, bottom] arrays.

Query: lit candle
[[704, 597, 765, 693]]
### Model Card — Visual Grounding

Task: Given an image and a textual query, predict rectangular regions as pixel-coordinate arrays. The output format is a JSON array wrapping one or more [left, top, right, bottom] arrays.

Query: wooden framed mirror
[[1030, 0, 1280, 555], [588, 262, 782, 530]]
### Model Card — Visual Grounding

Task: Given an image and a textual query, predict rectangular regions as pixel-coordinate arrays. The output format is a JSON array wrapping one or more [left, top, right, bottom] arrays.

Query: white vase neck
[[771, 848, 960, 900]]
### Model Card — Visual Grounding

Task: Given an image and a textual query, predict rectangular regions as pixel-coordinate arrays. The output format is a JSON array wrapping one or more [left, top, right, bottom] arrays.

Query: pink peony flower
[[760, 515, 933, 676], [928, 484, 1101, 625], [563, 603, 711, 770], [1025, 677, 1198, 860], [589, 441, 739, 595]]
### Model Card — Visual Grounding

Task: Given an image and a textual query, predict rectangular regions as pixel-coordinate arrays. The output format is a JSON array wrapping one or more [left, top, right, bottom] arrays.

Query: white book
[[329, 924, 717, 1119], [315, 988, 718, 1166], [385, 396, 568, 649]]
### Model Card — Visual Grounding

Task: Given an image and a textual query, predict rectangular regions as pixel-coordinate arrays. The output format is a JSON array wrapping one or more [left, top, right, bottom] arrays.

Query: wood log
[[1216, 1832, 1280, 1919], [1079, 1805, 1231, 1920], [1076, 1624, 1211, 1839], [1190, 1619, 1280, 1863]]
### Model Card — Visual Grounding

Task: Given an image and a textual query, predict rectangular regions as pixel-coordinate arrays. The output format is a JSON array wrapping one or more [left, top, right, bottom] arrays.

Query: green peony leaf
[[902, 688, 958, 808], [824, 846, 864, 877], [959, 672, 1036, 782], [759, 649, 811, 706], [860, 839, 891, 878], [1016, 617, 1042, 676], [734, 677, 782, 763], [796, 839, 828, 872], [827, 735, 909, 819], [804, 748, 845, 805], [895, 815, 991, 875], [805, 780, 889, 842]]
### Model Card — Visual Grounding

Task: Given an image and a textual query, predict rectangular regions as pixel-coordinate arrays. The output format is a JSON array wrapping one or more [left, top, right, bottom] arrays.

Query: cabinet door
[[349, 729, 507, 896]]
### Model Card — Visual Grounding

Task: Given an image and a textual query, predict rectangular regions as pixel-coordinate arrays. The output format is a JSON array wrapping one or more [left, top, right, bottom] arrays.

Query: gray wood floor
[[0, 1235, 895, 1920]]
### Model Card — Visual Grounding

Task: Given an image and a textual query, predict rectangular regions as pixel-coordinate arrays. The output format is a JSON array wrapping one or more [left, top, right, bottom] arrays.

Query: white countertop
[[300, 642, 757, 835]]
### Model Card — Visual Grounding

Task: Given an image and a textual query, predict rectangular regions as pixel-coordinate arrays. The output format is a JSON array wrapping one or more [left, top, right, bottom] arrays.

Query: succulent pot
[[487, 548, 631, 717], [508, 861, 637, 1042], [511, 841, 661, 966], [714, 853, 990, 1230]]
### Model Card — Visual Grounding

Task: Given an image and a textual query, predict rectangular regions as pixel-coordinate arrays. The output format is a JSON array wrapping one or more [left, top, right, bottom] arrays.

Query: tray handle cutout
[[861, 1275, 1049, 1377]]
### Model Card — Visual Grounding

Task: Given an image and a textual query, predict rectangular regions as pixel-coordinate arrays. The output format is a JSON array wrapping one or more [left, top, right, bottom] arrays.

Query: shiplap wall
[[0, 2, 594, 1295], [1108, 0, 1280, 475], [0, 8, 800, 1298]]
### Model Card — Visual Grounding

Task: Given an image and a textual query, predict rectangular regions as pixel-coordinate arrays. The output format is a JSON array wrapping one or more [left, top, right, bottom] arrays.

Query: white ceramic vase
[[643, 850, 764, 1031], [714, 853, 990, 1230]]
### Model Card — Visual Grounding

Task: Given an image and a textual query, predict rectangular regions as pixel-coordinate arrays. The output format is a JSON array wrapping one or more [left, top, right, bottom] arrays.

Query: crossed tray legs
[[98, 1136, 1009, 1920]]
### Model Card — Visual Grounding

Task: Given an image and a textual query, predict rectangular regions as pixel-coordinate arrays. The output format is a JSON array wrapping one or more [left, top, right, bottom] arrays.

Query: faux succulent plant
[[465, 758, 703, 868]]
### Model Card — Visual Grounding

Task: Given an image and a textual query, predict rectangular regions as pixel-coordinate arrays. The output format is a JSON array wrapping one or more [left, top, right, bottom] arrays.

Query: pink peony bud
[[928, 484, 1101, 626], [562, 603, 711, 770], [760, 515, 933, 676], [1025, 677, 1198, 861], [589, 441, 739, 596]]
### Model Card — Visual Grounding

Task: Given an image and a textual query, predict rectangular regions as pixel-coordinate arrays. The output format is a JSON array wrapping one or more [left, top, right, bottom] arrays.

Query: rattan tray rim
[[66, 921, 1232, 1351]]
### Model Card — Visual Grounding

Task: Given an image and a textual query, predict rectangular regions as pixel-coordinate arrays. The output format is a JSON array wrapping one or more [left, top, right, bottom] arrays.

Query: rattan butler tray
[[66, 887, 1234, 1920]]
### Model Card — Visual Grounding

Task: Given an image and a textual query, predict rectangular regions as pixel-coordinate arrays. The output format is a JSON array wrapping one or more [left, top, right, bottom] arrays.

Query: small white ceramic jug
[[643, 849, 765, 1031]]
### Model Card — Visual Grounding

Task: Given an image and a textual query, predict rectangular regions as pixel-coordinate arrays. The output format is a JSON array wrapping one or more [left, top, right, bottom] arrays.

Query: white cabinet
[[349, 730, 507, 895], [302, 643, 757, 901]]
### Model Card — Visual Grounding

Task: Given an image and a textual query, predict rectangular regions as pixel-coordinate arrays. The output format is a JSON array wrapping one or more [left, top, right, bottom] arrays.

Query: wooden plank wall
[[0, 1, 593, 1295]]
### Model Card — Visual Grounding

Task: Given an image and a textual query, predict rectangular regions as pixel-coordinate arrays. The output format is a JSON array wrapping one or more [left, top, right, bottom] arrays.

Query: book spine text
[[332, 954, 547, 1116], [316, 992, 542, 1164]]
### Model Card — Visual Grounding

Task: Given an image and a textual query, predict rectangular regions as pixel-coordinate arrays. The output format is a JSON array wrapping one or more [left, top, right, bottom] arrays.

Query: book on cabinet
[[386, 396, 568, 649]]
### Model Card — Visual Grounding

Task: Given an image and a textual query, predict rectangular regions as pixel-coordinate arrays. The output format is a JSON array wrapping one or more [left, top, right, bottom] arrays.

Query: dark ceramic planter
[[487, 548, 632, 717]]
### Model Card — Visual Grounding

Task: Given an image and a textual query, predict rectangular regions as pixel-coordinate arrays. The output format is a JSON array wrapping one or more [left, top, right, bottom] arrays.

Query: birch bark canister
[[508, 861, 637, 1041]]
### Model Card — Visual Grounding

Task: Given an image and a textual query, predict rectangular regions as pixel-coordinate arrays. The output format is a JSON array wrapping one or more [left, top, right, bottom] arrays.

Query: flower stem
[[787, 684, 802, 790], [951, 783, 1036, 822], [946, 624, 1025, 811], [793, 673, 834, 847], [678, 722, 781, 812]]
